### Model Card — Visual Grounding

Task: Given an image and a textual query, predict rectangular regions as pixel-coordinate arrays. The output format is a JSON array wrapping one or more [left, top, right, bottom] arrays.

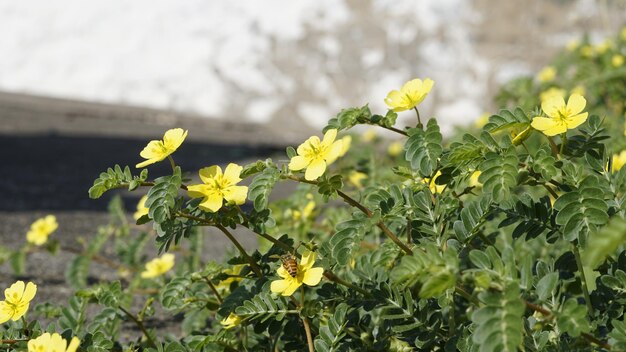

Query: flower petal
[[139, 140, 166, 159], [187, 184, 211, 199], [67, 337, 81, 352], [162, 128, 188, 151], [223, 186, 248, 205], [281, 278, 302, 296], [0, 301, 12, 324], [541, 96, 566, 118], [223, 163, 243, 184], [277, 266, 291, 279], [531, 117, 567, 136], [566, 94, 586, 115], [22, 282, 37, 303], [136, 157, 161, 168], [565, 112, 588, 130], [270, 279, 290, 294], [289, 155, 309, 171], [325, 140, 344, 165], [199, 166, 222, 184], [299, 250, 316, 270], [198, 191, 224, 212], [304, 158, 326, 180], [385, 90, 409, 112], [302, 267, 324, 286], [5, 281, 25, 302], [297, 136, 319, 156], [320, 129, 338, 148]]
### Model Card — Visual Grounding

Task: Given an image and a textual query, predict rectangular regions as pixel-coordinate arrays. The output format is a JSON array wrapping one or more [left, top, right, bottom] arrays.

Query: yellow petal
[[270, 279, 290, 293], [187, 184, 211, 199], [223, 186, 248, 205], [135, 157, 161, 168], [5, 281, 25, 302], [338, 135, 351, 157], [566, 94, 586, 115], [277, 266, 291, 279], [320, 129, 338, 148], [281, 278, 302, 296], [289, 155, 309, 171], [299, 250, 316, 270], [199, 166, 222, 184], [66, 337, 81, 352], [564, 112, 588, 130], [10, 303, 29, 321], [302, 267, 324, 286], [324, 140, 344, 165], [541, 96, 566, 118], [0, 301, 12, 323], [223, 163, 243, 184], [385, 90, 410, 112], [198, 192, 224, 212], [532, 117, 567, 136], [139, 140, 166, 160], [22, 282, 37, 303], [297, 136, 320, 156], [162, 128, 188, 150], [304, 158, 326, 181]]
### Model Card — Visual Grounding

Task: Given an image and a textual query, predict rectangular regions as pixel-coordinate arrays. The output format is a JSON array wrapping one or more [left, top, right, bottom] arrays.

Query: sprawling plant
[[2, 29, 626, 351]]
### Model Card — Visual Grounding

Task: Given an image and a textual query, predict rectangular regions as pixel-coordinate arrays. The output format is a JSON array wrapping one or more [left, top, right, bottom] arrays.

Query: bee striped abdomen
[[281, 254, 298, 277]]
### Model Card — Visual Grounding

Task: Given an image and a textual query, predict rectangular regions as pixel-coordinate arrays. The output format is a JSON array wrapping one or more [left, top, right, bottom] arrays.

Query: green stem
[[167, 155, 176, 173], [414, 107, 423, 129], [374, 123, 408, 136], [573, 245, 594, 316], [215, 224, 263, 278], [547, 136, 560, 158], [559, 133, 568, 155], [119, 306, 157, 348], [204, 277, 223, 304]]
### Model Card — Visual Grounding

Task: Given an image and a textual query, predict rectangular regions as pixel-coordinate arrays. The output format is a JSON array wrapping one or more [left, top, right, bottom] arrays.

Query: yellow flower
[[270, 250, 324, 296], [469, 171, 482, 188], [385, 78, 434, 112], [293, 201, 316, 221], [570, 85, 586, 97], [0, 281, 37, 323], [133, 195, 149, 221], [141, 253, 175, 279], [539, 87, 565, 103], [288, 129, 343, 181], [595, 39, 612, 55], [136, 128, 188, 168], [387, 141, 404, 157], [566, 39, 580, 52], [220, 313, 242, 329], [188, 163, 248, 212], [338, 135, 351, 157], [612, 54, 625, 68], [26, 215, 58, 246], [580, 45, 594, 58], [362, 129, 377, 142], [613, 151, 626, 172], [28, 333, 80, 352], [424, 171, 445, 194], [537, 66, 556, 82], [531, 94, 588, 136], [474, 113, 490, 129], [348, 171, 368, 188]]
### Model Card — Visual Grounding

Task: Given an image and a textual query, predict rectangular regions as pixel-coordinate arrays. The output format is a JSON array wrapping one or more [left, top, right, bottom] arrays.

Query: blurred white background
[[1, 0, 624, 134]]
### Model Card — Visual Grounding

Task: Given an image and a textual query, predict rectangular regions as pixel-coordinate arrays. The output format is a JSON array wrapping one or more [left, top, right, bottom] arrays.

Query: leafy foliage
[[248, 166, 280, 211], [88, 165, 148, 199], [404, 119, 443, 177]]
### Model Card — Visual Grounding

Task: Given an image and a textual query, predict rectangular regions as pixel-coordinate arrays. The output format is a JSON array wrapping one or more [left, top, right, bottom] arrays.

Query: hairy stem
[[215, 224, 263, 277], [119, 306, 157, 348]]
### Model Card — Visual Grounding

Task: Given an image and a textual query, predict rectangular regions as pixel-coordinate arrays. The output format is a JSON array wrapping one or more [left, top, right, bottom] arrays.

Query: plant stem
[[547, 136, 560, 158], [119, 306, 157, 348], [215, 224, 263, 277], [375, 124, 409, 136], [414, 107, 423, 129], [559, 133, 567, 155], [542, 184, 559, 199], [167, 155, 176, 173], [573, 245, 594, 316], [204, 277, 223, 304], [302, 316, 315, 352]]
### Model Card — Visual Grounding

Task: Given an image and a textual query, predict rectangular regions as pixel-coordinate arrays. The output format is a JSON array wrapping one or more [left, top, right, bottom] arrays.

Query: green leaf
[[160, 277, 192, 309], [553, 176, 609, 242], [145, 166, 181, 223], [234, 291, 290, 323], [608, 317, 626, 351], [314, 303, 350, 352], [448, 134, 489, 167], [582, 217, 626, 269], [453, 197, 491, 242], [404, 119, 443, 177], [484, 107, 531, 134], [556, 298, 590, 337], [478, 148, 519, 203], [247, 166, 279, 211], [536, 272, 559, 301], [471, 285, 525, 352], [89, 165, 147, 199], [324, 105, 371, 132], [319, 216, 369, 266]]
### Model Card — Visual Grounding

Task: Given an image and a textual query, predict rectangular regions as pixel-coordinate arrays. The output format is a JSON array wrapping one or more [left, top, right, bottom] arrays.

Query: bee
[[280, 253, 298, 278]]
